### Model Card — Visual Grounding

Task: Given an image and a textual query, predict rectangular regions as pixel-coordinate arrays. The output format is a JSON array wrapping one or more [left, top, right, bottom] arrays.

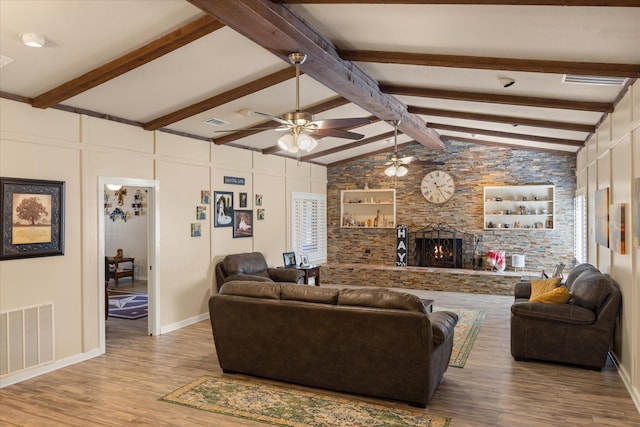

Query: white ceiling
[[1, 1, 639, 165]]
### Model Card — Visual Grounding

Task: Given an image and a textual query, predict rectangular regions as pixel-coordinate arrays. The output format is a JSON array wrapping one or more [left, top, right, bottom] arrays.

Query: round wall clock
[[421, 170, 455, 204]]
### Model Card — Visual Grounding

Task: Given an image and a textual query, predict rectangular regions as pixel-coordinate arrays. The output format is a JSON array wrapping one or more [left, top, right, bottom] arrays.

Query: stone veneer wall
[[327, 139, 577, 273]]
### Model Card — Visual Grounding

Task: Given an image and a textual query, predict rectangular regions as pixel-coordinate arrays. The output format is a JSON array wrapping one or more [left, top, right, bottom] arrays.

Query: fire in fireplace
[[410, 223, 481, 270]]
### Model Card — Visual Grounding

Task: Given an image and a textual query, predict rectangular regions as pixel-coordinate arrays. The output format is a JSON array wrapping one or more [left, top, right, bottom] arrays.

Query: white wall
[[0, 98, 326, 385], [578, 81, 639, 409]]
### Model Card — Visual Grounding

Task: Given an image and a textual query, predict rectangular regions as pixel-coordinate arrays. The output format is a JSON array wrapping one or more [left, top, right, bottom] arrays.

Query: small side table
[[296, 265, 320, 286]]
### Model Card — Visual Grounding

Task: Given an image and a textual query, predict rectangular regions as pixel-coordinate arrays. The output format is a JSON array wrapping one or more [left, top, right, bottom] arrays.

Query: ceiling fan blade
[[311, 128, 365, 140], [399, 156, 417, 164], [253, 111, 292, 126], [312, 117, 372, 129], [213, 126, 279, 132]]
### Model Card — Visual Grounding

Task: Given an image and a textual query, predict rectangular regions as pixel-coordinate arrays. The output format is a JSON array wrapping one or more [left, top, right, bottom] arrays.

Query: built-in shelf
[[484, 185, 554, 230], [341, 189, 396, 228]]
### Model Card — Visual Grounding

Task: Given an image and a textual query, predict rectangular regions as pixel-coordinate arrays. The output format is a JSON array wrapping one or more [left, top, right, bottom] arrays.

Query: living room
[[1, 1, 639, 425]]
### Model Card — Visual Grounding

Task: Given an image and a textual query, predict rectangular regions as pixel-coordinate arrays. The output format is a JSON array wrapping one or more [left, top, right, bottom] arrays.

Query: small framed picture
[[283, 252, 296, 267], [239, 192, 248, 208], [196, 206, 206, 220], [214, 191, 233, 227], [233, 210, 253, 238], [255, 194, 263, 206], [190, 223, 201, 237], [201, 190, 210, 204], [300, 254, 310, 267], [257, 208, 265, 220]]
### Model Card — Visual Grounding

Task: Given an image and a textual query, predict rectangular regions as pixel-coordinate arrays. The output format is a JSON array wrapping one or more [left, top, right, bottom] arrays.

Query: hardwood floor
[[1, 286, 639, 426]]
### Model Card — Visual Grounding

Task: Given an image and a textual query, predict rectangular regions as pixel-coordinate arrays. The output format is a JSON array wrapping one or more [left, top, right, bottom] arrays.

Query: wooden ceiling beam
[[427, 123, 584, 146], [408, 105, 596, 133], [441, 136, 577, 155], [143, 67, 296, 131], [187, 0, 444, 149], [31, 15, 224, 109], [381, 85, 614, 113], [215, 96, 351, 146], [277, 1, 640, 5], [340, 50, 640, 78]]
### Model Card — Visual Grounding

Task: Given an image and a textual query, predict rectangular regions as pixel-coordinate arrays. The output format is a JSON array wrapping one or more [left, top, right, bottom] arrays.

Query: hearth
[[410, 223, 481, 270]]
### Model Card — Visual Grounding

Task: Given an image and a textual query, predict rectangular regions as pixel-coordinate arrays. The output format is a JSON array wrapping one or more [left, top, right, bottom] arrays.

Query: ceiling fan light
[[21, 33, 46, 48], [278, 133, 298, 153], [385, 166, 397, 177], [297, 134, 317, 152], [396, 166, 409, 177]]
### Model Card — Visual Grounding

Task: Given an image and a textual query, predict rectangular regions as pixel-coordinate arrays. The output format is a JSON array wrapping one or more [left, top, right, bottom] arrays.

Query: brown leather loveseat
[[209, 281, 458, 407], [510, 263, 621, 370], [214, 252, 305, 290]]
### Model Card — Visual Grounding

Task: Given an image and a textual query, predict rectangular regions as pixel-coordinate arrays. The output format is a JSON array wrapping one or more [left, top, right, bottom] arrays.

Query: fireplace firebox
[[410, 223, 482, 270]]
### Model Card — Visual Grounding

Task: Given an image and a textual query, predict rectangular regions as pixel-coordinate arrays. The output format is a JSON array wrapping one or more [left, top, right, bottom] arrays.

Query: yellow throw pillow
[[530, 286, 571, 304], [529, 277, 562, 301]]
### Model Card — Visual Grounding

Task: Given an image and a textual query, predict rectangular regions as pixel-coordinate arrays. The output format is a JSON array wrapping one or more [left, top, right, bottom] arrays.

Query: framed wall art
[[0, 177, 65, 260], [239, 192, 247, 208], [214, 191, 233, 227], [610, 203, 625, 254], [594, 187, 609, 248], [233, 210, 253, 238], [634, 177, 640, 248]]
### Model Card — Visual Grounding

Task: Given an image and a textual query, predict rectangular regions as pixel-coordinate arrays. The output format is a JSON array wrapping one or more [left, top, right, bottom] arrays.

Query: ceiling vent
[[203, 118, 229, 127], [562, 74, 626, 86]]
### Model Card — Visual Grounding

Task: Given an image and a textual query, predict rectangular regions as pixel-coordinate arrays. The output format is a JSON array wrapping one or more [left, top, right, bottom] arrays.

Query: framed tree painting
[[214, 191, 233, 227], [0, 177, 65, 260], [594, 187, 609, 248]]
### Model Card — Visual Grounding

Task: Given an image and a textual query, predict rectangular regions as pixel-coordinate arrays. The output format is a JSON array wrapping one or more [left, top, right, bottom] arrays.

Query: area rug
[[161, 375, 451, 427], [436, 307, 487, 368], [108, 292, 148, 319]]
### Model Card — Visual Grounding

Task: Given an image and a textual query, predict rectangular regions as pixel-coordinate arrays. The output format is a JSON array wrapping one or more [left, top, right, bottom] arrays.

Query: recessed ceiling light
[[21, 33, 46, 48]]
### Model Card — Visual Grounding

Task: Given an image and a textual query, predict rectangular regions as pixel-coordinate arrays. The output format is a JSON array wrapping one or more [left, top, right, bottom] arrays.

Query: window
[[574, 190, 587, 264], [291, 192, 327, 264]]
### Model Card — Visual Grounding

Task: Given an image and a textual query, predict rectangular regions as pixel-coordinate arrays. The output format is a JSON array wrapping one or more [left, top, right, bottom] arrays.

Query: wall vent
[[0, 303, 54, 377], [203, 118, 229, 127], [562, 74, 626, 86]]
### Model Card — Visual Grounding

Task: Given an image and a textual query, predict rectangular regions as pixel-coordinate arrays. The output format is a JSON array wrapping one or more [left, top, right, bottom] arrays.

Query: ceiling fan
[[220, 52, 371, 154], [384, 120, 444, 179], [384, 120, 414, 177]]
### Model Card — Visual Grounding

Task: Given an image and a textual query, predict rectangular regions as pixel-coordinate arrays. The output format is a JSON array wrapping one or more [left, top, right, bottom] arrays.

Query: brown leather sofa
[[214, 252, 305, 291], [209, 281, 458, 407], [510, 263, 621, 370]]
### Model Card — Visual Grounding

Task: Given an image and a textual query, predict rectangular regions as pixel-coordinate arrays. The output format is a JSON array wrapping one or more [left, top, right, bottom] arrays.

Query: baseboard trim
[[610, 352, 640, 414], [0, 348, 102, 388], [160, 312, 209, 335]]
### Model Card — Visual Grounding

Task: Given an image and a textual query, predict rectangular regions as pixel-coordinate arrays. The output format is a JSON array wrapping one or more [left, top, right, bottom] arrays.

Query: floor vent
[[0, 304, 54, 377]]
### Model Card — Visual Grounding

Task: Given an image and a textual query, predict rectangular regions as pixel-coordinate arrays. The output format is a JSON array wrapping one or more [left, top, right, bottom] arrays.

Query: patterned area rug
[[108, 292, 148, 319], [437, 307, 487, 368], [161, 375, 451, 427]]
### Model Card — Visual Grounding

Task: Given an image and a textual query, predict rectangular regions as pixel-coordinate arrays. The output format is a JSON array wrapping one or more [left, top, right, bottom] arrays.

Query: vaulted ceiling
[[1, 1, 639, 165]]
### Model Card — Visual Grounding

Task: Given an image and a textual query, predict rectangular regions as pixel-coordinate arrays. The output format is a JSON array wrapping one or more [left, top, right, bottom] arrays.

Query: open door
[[98, 177, 160, 353]]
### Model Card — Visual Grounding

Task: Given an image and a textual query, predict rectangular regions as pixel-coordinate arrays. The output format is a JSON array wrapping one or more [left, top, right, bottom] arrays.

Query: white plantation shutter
[[291, 192, 327, 264]]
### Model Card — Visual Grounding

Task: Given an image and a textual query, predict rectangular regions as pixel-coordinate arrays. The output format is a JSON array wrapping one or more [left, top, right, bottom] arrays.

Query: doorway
[[98, 177, 159, 354]]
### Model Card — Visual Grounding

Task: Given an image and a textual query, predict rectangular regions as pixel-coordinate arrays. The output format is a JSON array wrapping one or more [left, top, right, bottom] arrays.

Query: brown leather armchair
[[215, 252, 305, 291], [510, 263, 621, 370]]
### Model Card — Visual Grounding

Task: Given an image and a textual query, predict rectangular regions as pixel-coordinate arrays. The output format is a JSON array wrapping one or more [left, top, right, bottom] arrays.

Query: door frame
[[98, 176, 160, 351]]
